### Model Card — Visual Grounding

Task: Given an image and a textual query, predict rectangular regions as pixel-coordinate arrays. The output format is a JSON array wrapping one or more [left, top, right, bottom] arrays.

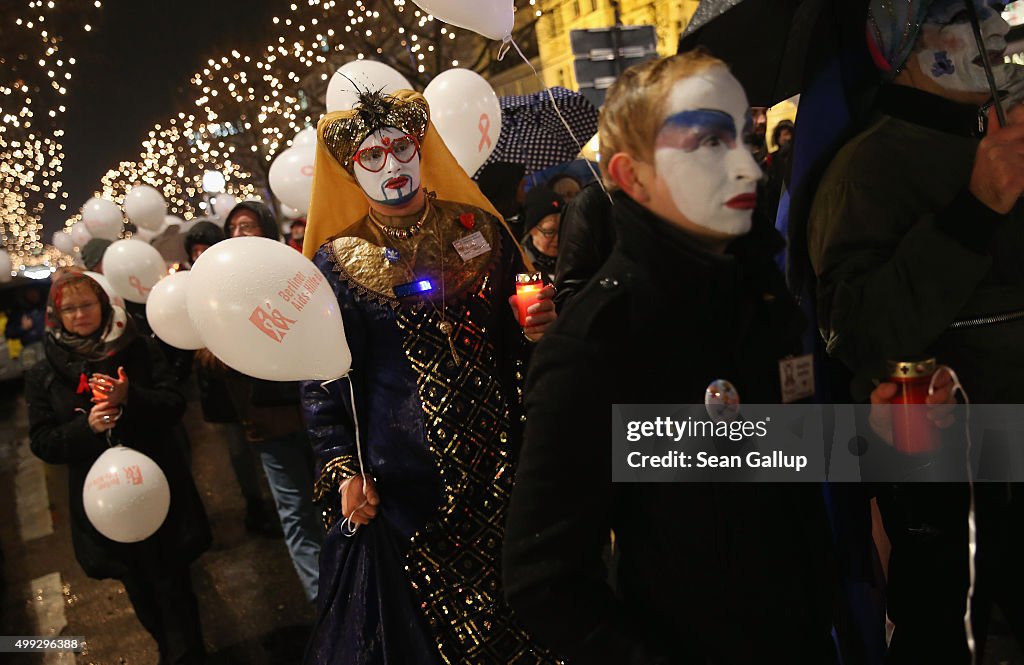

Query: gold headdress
[[320, 89, 429, 173], [304, 89, 521, 262]]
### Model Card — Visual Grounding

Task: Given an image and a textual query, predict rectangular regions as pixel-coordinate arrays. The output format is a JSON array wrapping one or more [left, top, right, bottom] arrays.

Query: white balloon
[[279, 203, 301, 220], [83, 446, 170, 543], [133, 226, 160, 243], [0, 250, 11, 283], [164, 215, 184, 228], [187, 236, 350, 381], [123, 185, 167, 231], [326, 59, 414, 113], [424, 68, 502, 176], [175, 217, 198, 235], [103, 239, 167, 304], [147, 271, 203, 350], [268, 143, 315, 215], [84, 271, 126, 309], [71, 221, 92, 247], [293, 127, 317, 147], [212, 193, 238, 221], [81, 198, 123, 241], [412, 0, 514, 41], [53, 231, 76, 255]]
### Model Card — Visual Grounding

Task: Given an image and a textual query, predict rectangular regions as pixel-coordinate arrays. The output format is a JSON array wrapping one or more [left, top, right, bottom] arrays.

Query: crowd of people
[[18, 0, 1024, 663]]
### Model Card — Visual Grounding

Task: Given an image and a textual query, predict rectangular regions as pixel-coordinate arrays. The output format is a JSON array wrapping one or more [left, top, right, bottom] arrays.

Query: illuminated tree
[[88, 0, 542, 223], [1, 0, 101, 266]]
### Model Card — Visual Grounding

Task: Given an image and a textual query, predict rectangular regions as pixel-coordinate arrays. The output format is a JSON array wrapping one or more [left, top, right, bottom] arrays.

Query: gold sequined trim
[[325, 198, 500, 308], [313, 455, 360, 531], [395, 283, 559, 664], [320, 93, 429, 173]]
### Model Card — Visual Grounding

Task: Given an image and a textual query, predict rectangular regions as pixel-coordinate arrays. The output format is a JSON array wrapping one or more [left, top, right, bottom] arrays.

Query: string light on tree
[[1, 0, 102, 267]]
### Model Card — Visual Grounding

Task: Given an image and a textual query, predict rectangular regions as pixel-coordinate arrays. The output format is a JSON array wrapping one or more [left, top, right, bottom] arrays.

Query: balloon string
[[507, 38, 609, 201], [929, 366, 977, 665], [322, 372, 369, 538]]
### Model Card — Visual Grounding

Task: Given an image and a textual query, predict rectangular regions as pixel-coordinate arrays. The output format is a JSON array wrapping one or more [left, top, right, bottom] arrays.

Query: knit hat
[[81, 238, 112, 271], [522, 186, 565, 235], [184, 221, 225, 261]]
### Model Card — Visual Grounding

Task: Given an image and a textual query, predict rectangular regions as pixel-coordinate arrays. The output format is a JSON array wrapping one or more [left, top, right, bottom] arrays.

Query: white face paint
[[353, 126, 422, 206], [915, 0, 1012, 93], [653, 66, 762, 237]]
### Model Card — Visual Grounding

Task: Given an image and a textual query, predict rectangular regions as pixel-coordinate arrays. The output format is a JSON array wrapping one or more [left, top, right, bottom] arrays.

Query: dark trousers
[[222, 422, 266, 508], [122, 566, 205, 665], [878, 483, 1024, 664]]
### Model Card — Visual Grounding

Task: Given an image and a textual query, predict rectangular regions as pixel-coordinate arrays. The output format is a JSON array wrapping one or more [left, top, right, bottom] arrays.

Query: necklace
[[368, 199, 431, 240], [388, 199, 460, 365]]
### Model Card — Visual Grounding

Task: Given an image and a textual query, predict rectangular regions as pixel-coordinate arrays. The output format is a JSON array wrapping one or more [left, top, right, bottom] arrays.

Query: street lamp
[[201, 170, 226, 220], [202, 170, 226, 194]]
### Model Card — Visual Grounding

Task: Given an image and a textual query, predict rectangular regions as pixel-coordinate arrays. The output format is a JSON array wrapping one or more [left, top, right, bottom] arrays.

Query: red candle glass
[[515, 272, 543, 327], [887, 358, 938, 455]]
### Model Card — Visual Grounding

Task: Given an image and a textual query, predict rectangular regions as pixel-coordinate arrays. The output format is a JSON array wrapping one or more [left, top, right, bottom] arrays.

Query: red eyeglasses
[[353, 134, 420, 173]]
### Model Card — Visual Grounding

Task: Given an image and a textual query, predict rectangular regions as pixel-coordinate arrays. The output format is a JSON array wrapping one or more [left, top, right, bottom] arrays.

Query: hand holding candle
[[89, 366, 129, 406], [510, 273, 557, 342], [869, 360, 956, 454]]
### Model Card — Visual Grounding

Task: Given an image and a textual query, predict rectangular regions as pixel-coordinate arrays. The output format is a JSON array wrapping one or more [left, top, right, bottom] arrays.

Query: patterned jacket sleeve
[[300, 245, 367, 530]]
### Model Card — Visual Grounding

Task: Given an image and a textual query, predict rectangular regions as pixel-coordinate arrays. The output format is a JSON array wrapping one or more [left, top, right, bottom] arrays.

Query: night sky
[[54, 0, 274, 233]]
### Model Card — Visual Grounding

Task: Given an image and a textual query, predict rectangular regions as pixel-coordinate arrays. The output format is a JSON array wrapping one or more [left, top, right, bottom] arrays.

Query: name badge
[[779, 353, 815, 404], [452, 231, 491, 262]]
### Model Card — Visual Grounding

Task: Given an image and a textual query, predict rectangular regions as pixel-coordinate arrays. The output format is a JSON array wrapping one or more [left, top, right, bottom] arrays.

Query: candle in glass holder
[[91, 379, 107, 403], [515, 272, 543, 327], [887, 358, 938, 455]]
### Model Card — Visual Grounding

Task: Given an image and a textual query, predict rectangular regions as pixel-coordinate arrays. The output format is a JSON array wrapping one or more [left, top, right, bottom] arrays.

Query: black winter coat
[[503, 194, 835, 664], [553, 182, 616, 311], [26, 335, 211, 580]]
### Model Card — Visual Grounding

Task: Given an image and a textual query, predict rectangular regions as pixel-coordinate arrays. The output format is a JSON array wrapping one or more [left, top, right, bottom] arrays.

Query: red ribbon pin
[[478, 113, 492, 152]]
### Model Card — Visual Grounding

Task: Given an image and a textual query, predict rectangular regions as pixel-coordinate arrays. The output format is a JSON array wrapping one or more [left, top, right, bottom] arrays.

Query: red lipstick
[[725, 193, 757, 210]]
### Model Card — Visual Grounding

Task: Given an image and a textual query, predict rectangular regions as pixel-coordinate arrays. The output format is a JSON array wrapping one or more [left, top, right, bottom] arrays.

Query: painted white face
[[653, 66, 762, 237], [353, 126, 422, 206], [915, 0, 1012, 93]]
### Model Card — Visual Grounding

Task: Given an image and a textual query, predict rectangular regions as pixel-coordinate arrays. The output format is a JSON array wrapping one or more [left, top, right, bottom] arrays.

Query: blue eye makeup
[[657, 109, 738, 152]]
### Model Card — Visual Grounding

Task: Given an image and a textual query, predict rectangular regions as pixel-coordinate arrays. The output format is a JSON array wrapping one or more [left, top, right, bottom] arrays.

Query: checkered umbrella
[[477, 87, 598, 176]]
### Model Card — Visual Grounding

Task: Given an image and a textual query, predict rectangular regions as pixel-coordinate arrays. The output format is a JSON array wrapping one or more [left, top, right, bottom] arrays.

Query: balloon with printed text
[[424, 68, 502, 176], [187, 236, 350, 381], [103, 239, 167, 304], [83, 446, 170, 543]]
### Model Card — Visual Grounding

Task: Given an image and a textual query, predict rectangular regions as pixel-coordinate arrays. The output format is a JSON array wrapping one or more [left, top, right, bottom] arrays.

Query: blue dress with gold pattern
[[300, 197, 557, 665]]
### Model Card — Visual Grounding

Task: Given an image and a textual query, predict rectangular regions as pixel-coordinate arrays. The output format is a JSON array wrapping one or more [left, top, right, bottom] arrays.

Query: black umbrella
[[477, 87, 599, 175], [678, 0, 843, 108]]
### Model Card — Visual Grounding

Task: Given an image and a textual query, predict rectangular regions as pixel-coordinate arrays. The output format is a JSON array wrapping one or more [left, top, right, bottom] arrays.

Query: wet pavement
[[0, 379, 315, 665]]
